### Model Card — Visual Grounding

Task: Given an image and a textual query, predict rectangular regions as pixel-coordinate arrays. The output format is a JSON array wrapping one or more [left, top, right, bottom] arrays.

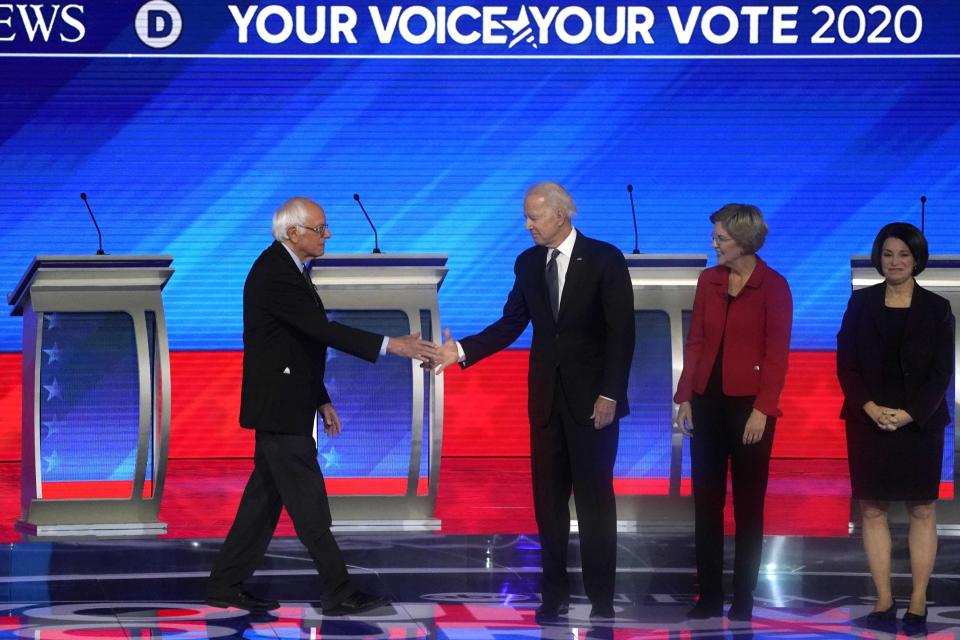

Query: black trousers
[[207, 431, 354, 608], [689, 393, 776, 602], [530, 382, 619, 608]]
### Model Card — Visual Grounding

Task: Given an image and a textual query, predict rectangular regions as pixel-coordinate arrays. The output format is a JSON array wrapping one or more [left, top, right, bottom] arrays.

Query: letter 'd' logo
[[135, 0, 182, 48]]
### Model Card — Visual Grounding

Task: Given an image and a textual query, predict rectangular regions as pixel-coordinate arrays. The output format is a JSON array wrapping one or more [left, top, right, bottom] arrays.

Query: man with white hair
[[205, 197, 437, 616], [434, 182, 635, 622]]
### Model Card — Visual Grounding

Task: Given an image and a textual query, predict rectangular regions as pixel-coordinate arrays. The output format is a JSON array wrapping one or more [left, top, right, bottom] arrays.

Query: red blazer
[[674, 256, 793, 416]]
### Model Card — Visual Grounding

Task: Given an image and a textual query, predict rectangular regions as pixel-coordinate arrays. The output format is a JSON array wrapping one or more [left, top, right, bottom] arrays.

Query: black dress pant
[[207, 431, 354, 609], [530, 382, 619, 608], [689, 393, 776, 603]]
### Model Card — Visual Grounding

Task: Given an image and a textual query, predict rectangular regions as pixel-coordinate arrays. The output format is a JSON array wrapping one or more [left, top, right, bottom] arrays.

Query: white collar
[[551, 227, 577, 257], [280, 240, 306, 272]]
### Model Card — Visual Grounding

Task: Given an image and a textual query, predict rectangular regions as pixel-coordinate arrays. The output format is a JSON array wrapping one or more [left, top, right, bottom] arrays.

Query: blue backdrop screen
[[2, 0, 958, 352], [0, 0, 956, 491]]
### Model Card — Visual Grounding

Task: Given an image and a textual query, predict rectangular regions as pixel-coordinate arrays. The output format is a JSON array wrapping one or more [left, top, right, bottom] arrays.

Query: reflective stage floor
[[3, 532, 960, 639]]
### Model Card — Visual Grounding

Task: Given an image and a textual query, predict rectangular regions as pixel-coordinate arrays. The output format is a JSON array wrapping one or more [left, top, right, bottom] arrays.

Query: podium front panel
[[37, 311, 155, 500]]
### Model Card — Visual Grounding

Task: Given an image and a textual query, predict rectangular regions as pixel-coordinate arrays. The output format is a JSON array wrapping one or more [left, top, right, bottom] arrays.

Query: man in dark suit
[[205, 197, 437, 616], [434, 182, 636, 621]]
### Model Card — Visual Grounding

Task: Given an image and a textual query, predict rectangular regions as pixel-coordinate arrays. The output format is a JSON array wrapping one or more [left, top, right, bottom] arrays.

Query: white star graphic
[[42, 379, 61, 401], [44, 314, 58, 330], [42, 343, 61, 364], [321, 447, 340, 469], [42, 416, 65, 438], [42, 450, 60, 473]]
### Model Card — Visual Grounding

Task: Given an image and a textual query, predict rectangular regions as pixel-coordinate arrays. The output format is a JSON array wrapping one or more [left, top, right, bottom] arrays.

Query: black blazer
[[836, 281, 955, 430], [460, 232, 636, 427], [239, 241, 384, 435]]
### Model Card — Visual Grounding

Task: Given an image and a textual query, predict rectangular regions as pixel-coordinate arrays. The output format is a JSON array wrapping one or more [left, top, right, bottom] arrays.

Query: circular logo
[[135, 0, 182, 49]]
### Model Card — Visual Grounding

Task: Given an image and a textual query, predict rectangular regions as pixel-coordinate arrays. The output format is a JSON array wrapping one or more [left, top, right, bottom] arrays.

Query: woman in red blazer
[[673, 204, 793, 621]]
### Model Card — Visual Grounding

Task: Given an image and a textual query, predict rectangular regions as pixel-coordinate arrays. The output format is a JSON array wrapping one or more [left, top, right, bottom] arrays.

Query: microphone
[[626, 184, 639, 254], [920, 195, 926, 234], [352, 193, 382, 254], [79, 192, 106, 255]]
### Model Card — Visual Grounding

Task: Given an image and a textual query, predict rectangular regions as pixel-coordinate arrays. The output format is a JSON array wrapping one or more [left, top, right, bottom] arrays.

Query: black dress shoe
[[535, 601, 569, 623], [322, 591, 391, 617], [865, 600, 897, 623], [686, 600, 723, 619], [589, 604, 615, 619], [902, 609, 927, 626], [205, 591, 280, 612], [728, 594, 754, 621]]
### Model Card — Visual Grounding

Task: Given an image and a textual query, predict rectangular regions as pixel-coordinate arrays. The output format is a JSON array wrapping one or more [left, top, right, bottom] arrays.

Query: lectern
[[851, 255, 960, 533], [7, 256, 174, 537], [306, 254, 447, 531]]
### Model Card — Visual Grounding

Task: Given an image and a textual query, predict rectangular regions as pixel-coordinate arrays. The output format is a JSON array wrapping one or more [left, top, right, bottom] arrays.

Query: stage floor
[[2, 532, 960, 638]]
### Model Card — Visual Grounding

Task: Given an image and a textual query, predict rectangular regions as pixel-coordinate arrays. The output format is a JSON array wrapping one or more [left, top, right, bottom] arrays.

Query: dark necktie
[[546, 248, 560, 320], [302, 267, 320, 307]]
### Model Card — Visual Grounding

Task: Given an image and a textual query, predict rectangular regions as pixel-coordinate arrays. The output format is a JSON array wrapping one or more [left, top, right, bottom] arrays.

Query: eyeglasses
[[711, 233, 734, 244], [296, 223, 328, 235]]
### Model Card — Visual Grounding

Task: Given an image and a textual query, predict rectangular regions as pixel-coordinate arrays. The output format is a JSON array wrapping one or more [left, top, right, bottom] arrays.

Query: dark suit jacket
[[673, 256, 793, 417], [460, 232, 636, 427], [239, 241, 384, 435], [837, 281, 954, 430]]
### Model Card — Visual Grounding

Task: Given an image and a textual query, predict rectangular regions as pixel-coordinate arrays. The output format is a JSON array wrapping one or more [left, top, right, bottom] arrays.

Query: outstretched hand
[[387, 332, 439, 363], [432, 328, 461, 374]]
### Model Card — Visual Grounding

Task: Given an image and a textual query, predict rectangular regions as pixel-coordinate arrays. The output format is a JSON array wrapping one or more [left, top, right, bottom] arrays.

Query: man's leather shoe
[[727, 594, 754, 621], [589, 604, 615, 619], [685, 599, 723, 619], [535, 601, 569, 623], [322, 591, 391, 617], [205, 591, 280, 612]]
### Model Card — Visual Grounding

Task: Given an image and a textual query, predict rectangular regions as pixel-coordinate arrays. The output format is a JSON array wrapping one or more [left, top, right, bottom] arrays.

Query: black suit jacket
[[836, 281, 955, 430], [460, 232, 636, 427], [239, 241, 384, 435]]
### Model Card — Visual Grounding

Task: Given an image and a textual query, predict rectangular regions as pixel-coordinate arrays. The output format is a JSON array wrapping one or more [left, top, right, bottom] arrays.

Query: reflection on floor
[[0, 457, 854, 543], [2, 533, 959, 639]]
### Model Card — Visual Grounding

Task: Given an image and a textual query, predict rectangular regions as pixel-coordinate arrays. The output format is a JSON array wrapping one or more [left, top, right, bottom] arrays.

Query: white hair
[[272, 197, 313, 241], [526, 181, 577, 218]]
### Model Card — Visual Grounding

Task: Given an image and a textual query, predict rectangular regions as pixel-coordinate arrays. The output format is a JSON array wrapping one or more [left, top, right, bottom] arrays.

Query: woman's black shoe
[[902, 609, 927, 626], [685, 600, 723, 619], [864, 600, 897, 626]]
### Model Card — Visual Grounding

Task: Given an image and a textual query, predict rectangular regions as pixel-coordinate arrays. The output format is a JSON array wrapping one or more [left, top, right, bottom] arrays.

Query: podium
[[851, 255, 960, 532], [306, 254, 447, 531], [7, 256, 174, 538]]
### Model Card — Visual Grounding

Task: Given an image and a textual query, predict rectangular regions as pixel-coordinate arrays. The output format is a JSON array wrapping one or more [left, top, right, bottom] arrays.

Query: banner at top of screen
[[0, 0, 958, 56]]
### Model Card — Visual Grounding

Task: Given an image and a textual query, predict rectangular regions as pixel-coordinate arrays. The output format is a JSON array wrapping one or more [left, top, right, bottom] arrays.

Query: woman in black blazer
[[837, 222, 955, 629]]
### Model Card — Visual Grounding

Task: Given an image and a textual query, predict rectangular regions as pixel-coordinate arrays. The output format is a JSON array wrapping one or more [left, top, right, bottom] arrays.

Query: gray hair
[[710, 203, 768, 254], [526, 181, 578, 218], [272, 197, 313, 241]]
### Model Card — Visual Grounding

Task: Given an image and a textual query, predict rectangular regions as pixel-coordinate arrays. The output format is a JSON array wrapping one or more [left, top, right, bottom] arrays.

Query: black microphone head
[[626, 184, 633, 193], [920, 195, 927, 203], [353, 193, 360, 201], [80, 192, 87, 200]]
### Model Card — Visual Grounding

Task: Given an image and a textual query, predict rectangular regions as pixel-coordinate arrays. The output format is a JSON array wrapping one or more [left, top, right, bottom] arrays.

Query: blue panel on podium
[[39, 312, 141, 491], [618, 311, 672, 479], [322, 310, 412, 479]]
